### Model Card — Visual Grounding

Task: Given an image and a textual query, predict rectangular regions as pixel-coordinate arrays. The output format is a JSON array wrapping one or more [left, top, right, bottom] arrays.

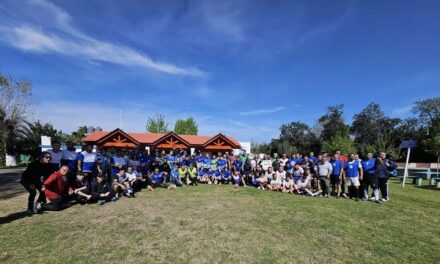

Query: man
[[112, 167, 133, 197], [308, 152, 317, 164], [375, 152, 394, 201], [361, 152, 380, 202], [329, 154, 344, 197], [90, 174, 115, 204], [110, 149, 127, 178], [42, 165, 74, 211], [171, 166, 183, 187], [187, 164, 198, 186], [47, 141, 63, 174], [344, 153, 363, 200], [61, 141, 78, 186], [315, 155, 333, 197], [148, 168, 166, 190], [77, 144, 101, 183], [20, 152, 51, 216]]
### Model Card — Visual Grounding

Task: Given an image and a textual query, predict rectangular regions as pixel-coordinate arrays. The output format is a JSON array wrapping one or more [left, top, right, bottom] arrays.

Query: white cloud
[[392, 105, 414, 116], [0, 0, 204, 77], [239, 106, 286, 116]]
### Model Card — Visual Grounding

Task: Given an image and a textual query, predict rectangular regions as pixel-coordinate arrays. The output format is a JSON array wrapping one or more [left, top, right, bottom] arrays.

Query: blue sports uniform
[[361, 158, 376, 177], [330, 159, 343, 177], [345, 161, 360, 178], [77, 151, 97, 173]]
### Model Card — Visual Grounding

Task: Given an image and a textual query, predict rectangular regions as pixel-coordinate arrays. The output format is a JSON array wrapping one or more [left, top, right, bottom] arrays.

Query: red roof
[[84, 130, 240, 147]]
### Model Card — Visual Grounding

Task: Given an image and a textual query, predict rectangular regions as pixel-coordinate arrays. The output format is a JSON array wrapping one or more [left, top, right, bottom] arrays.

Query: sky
[[0, 0, 439, 142]]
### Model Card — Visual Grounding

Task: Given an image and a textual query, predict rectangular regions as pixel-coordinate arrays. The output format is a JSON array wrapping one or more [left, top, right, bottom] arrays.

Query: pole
[[402, 147, 411, 188]]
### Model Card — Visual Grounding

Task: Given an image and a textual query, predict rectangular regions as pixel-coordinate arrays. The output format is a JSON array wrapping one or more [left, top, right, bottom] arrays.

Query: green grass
[[0, 179, 439, 263]]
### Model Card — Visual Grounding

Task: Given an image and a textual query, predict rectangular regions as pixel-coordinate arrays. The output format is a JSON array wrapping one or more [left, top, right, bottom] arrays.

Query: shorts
[[365, 175, 378, 189], [346, 177, 360, 187], [330, 175, 341, 185]]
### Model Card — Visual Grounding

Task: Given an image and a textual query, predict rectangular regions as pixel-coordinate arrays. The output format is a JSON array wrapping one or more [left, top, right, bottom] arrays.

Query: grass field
[[0, 179, 439, 263]]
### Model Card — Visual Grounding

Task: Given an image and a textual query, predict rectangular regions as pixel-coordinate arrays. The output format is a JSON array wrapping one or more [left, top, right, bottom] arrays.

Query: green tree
[[412, 97, 440, 135], [146, 114, 169, 134], [278, 121, 319, 154], [321, 132, 357, 155], [318, 104, 349, 141], [0, 71, 33, 166], [63, 126, 88, 145], [173, 116, 198, 135]]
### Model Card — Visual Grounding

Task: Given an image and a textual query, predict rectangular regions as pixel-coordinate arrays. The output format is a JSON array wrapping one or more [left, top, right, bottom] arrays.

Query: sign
[[401, 139, 418, 149]]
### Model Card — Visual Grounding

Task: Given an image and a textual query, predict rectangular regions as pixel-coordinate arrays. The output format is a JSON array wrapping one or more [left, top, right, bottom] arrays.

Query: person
[[61, 141, 78, 186], [276, 166, 287, 181], [315, 155, 333, 197], [148, 168, 166, 190], [197, 167, 207, 183], [234, 157, 243, 172], [279, 154, 289, 169], [259, 155, 272, 172], [126, 166, 141, 192], [177, 165, 189, 186], [361, 152, 380, 202], [195, 153, 204, 170], [187, 164, 198, 186], [212, 169, 221, 184], [292, 164, 304, 183], [375, 152, 394, 201], [112, 167, 133, 197], [344, 153, 363, 200], [242, 159, 253, 184], [308, 152, 317, 164], [72, 173, 92, 203], [329, 154, 344, 197], [305, 174, 322, 197], [257, 170, 269, 190], [282, 174, 294, 193], [170, 166, 183, 187], [269, 173, 282, 192], [203, 154, 211, 171], [221, 168, 231, 184], [231, 170, 244, 188], [90, 174, 115, 204], [20, 152, 52, 216], [47, 141, 63, 174], [110, 149, 127, 178], [42, 165, 74, 211], [77, 144, 101, 183], [296, 173, 310, 194]]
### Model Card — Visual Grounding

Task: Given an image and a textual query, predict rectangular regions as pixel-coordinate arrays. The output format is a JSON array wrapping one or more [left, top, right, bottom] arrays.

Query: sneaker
[[382, 198, 390, 202], [26, 210, 34, 217], [369, 197, 377, 201], [341, 193, 348, 198], [33, 202, 42, 214]]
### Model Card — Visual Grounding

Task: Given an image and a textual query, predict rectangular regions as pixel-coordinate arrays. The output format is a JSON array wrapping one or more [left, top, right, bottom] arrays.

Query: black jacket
[[20, 160, 51, 186]]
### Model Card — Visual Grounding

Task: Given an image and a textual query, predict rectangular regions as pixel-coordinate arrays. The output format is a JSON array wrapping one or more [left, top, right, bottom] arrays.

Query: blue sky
[[0, 0, 439, 142]]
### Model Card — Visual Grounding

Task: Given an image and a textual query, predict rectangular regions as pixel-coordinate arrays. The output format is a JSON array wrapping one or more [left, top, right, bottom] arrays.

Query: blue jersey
[[61, 149, 78, 172], [206, 170, 213, 177], [288, 158, 297, 167], [213, 171, 220, 177], [234, 160, 243, 171], [309, 156, 317, 163], [222, 171, 231, 179], [195, 156, 204, 164], [151, 172, 164, 183], [111, 156, 126, 175], [345, 160, 361, 178], [170, 168, 180, 179], [198, 169, 205, 177], [77, 151, 97, 173], [330, 159, 343, 176], [361, 158, 376, 176], [217, 159, 227, 169], [203, 157, 211, 167]]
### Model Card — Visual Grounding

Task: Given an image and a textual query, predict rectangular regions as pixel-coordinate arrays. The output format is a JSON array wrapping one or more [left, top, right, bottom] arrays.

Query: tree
[[421, 135, 440, 176], [146, 114, 169, 134], [63, 126, 88, 145], [174, 116, 198, 135], [412, 97, 440, 135], [318, 104, 349, 141], [278, 121, 320, 154], [351, 102, 401, 157], [16, 120, 63, 159], [321, 132, 357, 155], [0, 72, 33, 166]]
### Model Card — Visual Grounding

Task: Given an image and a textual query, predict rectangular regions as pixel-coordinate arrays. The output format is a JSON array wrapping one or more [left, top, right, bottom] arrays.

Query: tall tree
[[0, 72, 33, 166], [278, 121, 319, 154], [318, 104, 349, 141], [174, 116, 198, 135], [412, 97, 440, 136], [146, 114, 169, 134]]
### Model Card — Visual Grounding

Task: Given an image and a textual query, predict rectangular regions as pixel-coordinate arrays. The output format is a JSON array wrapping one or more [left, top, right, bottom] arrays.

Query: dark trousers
[[319, 177, 330, 195], [43, 196, 73, 211], [378, 177, 388, 199], [22, 183, 45, 211]]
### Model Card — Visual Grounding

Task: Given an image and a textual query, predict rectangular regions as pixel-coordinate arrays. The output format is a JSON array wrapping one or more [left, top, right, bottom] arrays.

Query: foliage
[[146, 114, 170, 134], [0, 71, 33, 156], [318, 104, 349, 141], [321, 132, 357, 155], [62, 125, 88, 145], [412, 97, 440, 135], [173, 116, 198, 135]]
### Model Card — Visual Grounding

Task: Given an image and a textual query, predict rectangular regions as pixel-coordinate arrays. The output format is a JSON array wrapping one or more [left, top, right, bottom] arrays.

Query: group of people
[[20, 141, 397, 216]]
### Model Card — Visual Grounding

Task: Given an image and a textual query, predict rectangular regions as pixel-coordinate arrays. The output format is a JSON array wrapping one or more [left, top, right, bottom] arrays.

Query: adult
[[20, 152, 51, 216], [77, 144, 101, 183], [329, 154, 344, 197], [375, 152, 394, 201], [315, 155, 333, 197], [42, 165, 74, 211], [344, 153, 363, 200], [361, 152, 380, 202], [61, 141, 78, 186], [90, 174, 115, 204], [47, 141, 63, 174]]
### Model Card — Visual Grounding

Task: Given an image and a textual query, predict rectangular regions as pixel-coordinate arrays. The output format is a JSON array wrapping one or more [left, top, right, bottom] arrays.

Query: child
[[231, 170, 245, 188], [73, 173, 92, 203], [91, 174, 115, 204]]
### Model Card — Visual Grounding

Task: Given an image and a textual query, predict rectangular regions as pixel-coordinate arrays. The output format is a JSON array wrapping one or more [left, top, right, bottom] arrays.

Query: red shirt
[[44, 171, 72, 200]]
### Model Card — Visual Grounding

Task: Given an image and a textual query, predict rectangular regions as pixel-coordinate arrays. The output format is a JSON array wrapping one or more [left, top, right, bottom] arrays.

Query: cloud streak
[[239, 106, 286, 116], [0, 0, 204, 77], [392, 105, 413, 116]]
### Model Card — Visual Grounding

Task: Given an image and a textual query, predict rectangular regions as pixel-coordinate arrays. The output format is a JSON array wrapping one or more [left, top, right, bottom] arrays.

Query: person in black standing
[[20, 152, 51, 216]]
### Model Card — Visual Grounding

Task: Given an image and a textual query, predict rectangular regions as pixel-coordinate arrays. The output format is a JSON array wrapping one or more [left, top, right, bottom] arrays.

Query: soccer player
[[308, 152, 317, 164], [221, 168, 231, 184], [61, 141, 78, 186], [187, 164, 198, 185], [47, 141, 63, 174], [259, 155, 272, 172], [195, 153, 204, 170], [296, 173, 310, 194], [77, 144, 101, 183], [20, 152, 51, 216], [329, 154, 343, 197], [269, 173, 282, 192], [169, 166, 183, 187], [315, 155, 333, 197], [110, 149, 127, 178], [282, 174, 294, 193], [112, 167, 133, 197], [203, 154, 211, 171], [361, 152, 380, 202], [344, 153, 363, 200], [375, 152, 393, 201], [148, 168, 166, 191]]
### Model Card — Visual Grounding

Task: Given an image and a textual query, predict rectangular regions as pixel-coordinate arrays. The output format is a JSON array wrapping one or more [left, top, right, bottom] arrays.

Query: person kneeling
[[42, 166, 74, 211]]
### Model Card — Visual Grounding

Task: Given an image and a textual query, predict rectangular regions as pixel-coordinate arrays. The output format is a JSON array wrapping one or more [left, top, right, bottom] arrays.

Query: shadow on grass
[[0, 168, 26, 199], [0, 211, 29, 225]]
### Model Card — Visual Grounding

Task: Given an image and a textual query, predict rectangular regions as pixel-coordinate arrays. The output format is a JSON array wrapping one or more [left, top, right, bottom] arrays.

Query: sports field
[[0, 178, 439, 264]]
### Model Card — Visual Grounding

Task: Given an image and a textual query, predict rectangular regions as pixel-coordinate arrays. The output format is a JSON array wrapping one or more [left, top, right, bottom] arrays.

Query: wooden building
[[84, 128, 241, 153]]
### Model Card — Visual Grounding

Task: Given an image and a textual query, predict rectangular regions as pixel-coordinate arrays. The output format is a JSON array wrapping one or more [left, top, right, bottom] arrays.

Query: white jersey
[[276, 171, 286, 181], [47, 149, 63, 165], [271, 178, 282, 187], [260, 160, 272, 171], [283, 179, 294, 188], [297, 178, 309, 189], [125, 172, 137, 181]]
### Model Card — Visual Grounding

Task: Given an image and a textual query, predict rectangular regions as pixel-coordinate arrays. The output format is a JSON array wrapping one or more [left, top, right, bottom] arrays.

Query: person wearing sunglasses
[[20, 152, 52, 216]]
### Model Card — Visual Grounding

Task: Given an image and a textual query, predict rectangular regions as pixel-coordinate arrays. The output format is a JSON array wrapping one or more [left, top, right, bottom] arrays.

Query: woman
[[20, 152, 51, 216]]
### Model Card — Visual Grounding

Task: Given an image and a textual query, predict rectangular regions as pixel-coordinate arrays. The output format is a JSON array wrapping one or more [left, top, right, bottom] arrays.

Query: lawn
[[0, 179, 439, 263]]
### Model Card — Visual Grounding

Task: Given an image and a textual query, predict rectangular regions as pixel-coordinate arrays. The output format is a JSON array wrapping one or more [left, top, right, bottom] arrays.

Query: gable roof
[[84, 130, 240, 147], [95, 128, 140, 145]]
